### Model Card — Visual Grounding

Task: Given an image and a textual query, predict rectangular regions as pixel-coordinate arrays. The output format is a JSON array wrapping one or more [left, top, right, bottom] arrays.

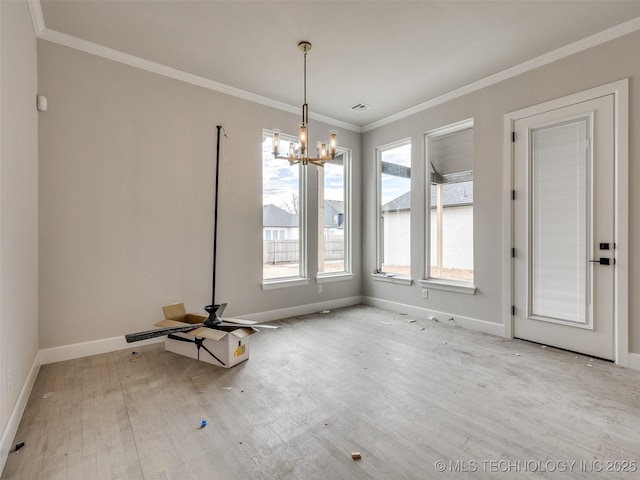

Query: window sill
[[371, 273, 413, 286], [316, 273, 355, 284], [420, 278, 476, 295], [261, 277, 310, 290]]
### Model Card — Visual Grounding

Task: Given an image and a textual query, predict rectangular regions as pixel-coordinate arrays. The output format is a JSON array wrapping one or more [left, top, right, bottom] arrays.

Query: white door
[[513, 94, 615, 360]]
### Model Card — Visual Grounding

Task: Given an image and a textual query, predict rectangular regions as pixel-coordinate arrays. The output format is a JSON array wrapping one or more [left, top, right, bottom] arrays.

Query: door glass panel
[[530, 117, 590, 325]]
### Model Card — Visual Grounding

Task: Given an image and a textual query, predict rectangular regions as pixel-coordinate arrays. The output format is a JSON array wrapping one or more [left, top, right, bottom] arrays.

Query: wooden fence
[[263, 240, 344, 264]]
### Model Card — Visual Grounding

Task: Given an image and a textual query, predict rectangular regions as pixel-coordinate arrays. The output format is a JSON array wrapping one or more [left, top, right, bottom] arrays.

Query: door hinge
[[511, 248, 515, 258], [511, 305, 516, 316], [511, 190, 515, 200], [512, 131, 516, 142]]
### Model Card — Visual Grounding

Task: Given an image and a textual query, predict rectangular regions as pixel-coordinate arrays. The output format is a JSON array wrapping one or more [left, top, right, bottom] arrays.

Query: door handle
[[589, 258, 611, 265]]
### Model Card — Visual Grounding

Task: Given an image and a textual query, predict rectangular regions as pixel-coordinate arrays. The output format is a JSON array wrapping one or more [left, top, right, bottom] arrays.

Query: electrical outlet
[[421, 288, 428, 299]]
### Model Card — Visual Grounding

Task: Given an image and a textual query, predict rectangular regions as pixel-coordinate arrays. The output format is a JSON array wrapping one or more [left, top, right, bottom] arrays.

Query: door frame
[[503, 79, 629, 366]]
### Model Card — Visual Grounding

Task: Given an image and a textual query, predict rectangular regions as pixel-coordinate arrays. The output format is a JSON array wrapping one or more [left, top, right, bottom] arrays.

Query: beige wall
[[37, 40, 362, 349], [362, 29, 640, 354], [0, 0, 39, 463], [28, 14, 640, 358]]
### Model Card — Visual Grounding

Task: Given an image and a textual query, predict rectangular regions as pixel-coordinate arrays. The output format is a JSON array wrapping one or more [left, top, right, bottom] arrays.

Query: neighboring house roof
[[263, 204, 298, 227], [263, 201, 345, 228], [382, 191, 411, 212], [324, 200, 344, 229], [431, 181, 473, 207], [325, 199, 344, 215], [382, 181, 473, 212]]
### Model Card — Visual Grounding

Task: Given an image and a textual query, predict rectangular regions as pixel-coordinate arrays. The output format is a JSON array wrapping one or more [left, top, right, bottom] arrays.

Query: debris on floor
[[199, 420, 207, 429], [14, 442, 25, 454], [221, 386, 232, 391], [408, 319, 417, 323], [351, 452, 362, 460], [130, 351, 142, 362], [380, 321, 391, 325], [42, 392, 54, 399]]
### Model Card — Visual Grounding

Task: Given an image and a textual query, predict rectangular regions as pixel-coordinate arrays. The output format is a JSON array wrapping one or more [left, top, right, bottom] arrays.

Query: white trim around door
[[503, 79, 629, 367]]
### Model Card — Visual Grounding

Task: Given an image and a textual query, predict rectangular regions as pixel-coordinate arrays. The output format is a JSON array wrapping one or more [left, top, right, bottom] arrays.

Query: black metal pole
[[212, 125, 221, 305], [204, 125, 224, 327]]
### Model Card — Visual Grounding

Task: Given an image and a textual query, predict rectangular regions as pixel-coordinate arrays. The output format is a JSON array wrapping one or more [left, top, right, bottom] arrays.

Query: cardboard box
[[161, 302, 208, 325], [156, 303, 256, 368]]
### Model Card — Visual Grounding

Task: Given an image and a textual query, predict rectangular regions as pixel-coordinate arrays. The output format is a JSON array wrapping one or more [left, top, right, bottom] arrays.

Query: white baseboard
[[238, 296, 363, 323], [0, 353, 40, 475], [39, 335, 164, 365], [38, 297, 362, 365], [361, 296, 506, 337], [627, 353, 640, 371]]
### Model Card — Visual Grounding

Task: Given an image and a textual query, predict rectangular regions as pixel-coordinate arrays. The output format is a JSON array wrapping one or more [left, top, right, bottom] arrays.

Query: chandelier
[[272, 41, 337, 167]]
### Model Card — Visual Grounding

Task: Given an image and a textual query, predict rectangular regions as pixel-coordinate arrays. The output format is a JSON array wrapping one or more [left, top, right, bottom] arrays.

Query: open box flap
[[187, 327, 229, 341], [154, 319, 190, 328], [229, 328, 256, 339], [162, 303, 187, 321], [184, 313, 208, 324]]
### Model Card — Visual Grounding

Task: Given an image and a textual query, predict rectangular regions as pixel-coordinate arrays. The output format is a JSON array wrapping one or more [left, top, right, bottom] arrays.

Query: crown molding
[[37, 28, 362, 133], [362, 15, 640, 132], [27, 0, 45, 36], [30, 6, 361, 133], [26, 0, 640, 134]]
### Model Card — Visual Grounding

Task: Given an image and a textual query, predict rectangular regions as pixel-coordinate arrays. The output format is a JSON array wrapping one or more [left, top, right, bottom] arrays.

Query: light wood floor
[[3, 305, 640, 479]]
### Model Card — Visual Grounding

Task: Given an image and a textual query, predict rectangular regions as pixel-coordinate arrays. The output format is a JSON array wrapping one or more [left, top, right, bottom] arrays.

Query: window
[[318, 150, 351, 275], [376, 140, 411, 277], [262, 131, 305, 281], [425, 119, 474, 284]]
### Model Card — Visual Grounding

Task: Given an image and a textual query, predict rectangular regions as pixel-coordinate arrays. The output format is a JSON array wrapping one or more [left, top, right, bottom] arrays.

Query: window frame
[[422, 119, 476, 295], [373, 138, 413, 285], [261, 129, 309, 289], [317, 147, 354, 283]]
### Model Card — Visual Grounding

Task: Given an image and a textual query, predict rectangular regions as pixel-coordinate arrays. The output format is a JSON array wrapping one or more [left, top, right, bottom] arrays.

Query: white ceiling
[[37, 1, 640, 130]]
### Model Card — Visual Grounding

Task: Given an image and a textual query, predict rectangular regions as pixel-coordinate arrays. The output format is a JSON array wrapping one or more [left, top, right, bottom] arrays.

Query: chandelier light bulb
[[330, 130, 338, 157], [272, 129, 281, 157], [299, 124, 307, 153]]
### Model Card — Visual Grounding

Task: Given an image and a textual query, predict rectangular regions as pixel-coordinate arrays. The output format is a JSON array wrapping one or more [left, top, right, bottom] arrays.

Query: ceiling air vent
[[349, 102, 370, 112]]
